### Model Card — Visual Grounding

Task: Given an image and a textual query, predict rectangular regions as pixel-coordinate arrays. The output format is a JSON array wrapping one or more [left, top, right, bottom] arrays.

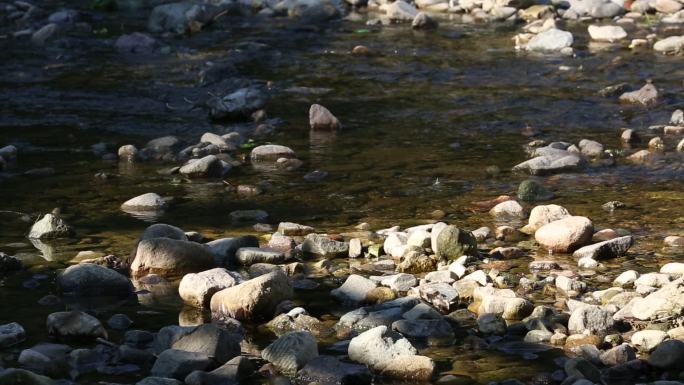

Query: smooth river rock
[[58, 263, 133, 297], [210, 270, 293, 321], [262, 331, 318, 375], [130, 238, 216, 279], [178, 268, 242, 308], [535, 216, 593, 253]]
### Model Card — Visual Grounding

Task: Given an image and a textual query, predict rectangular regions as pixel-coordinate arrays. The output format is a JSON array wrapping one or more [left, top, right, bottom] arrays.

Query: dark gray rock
[[46, 311, 107, 340], [572, 236, 633, 260], [151, 349, 212, 380], [0, 322, 26, 348], [58, 263, 133, 297], [172, 323, 241, 364], [301, 234, 349, 258], [296, 356, 372, 385], [207, 236, 260, 266]]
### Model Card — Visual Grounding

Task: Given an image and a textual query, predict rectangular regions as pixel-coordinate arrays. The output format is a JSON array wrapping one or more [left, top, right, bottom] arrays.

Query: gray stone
[[278, 222, 315, 236], [115, 32, 157, 54], [331, 274, 377, 304], [235, 247, 286, 266], [302, 234, 349, 258], [412, 12, 438, 29], [121, 193, 167, 211], [517, 180, 554, 202], [619, 82, 658, 106], [207, 236, 260, 266], [391, 318, 454, 341], [513, 153, 582, 175], [209, 87, 267, 121], [435, 225, 478, 259], [649, 339, 684, 370], [46, 311, 107, 340], [295, 356, 371, 385], [148, 2, 222, 34], [172, 323, 241, 364], [228, 210, 269, 224], [600, 343, 636, 366], [32, 23, 59, 45], [151, 349, 212, 380], [415, 282, 459, 313], [572, 236, 633, 260], [309, 104, 340, 130], [141, 223, 187, 241], [107, 314, 133, 330], [153, 325, 197, 354], [526, 28, 573, 52], [568, 305, 614, 337], [348, 325, 417, 368], [0, 368, 55, 385], [262, 331, 318, 375], [28, 213, 74, 239], [250, 145, 296, 162], [179, 155, 226, 178], [0, 322, 26, 348], [58, 263, 132, 297], [179, 268, 241, 308]]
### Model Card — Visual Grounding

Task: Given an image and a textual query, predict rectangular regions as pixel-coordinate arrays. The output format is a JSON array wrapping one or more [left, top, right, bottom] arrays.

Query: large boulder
[[171, 324, 241, 364], [130, 238, 215, 279], [58, 263, 133, 297], [434, 225, 478, 259], [262, 331, 318, 375], [348, 326, 417, 368], [210, 270, 293, 321], [535, 216, 593, 253], [179, 268, 242, 308], [46, 311, 107, 340], [28, 213, 74, 239]]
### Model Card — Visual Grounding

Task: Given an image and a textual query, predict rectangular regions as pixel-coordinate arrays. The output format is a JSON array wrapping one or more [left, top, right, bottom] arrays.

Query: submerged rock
[[296, 356, 371, 385], [208, 87, 267, 121], [46, 311, 107, 340], [619, 82, 658, 106], [115, 32, 157, 54]]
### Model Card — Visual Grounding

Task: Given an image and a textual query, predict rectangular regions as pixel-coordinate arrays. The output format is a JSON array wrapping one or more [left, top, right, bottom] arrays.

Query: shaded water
[[1, 2, 684, 384]]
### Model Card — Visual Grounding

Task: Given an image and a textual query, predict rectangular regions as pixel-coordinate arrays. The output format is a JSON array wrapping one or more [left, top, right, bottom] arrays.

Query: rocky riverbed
[[2, 0, 684, 384]]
